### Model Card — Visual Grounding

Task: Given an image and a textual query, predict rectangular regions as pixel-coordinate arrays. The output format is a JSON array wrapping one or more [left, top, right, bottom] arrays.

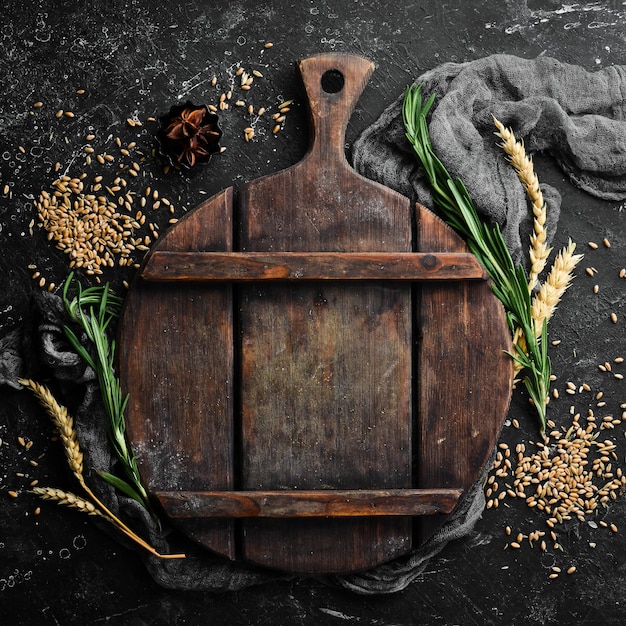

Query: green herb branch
[[62, 273, 149, 509], [402, 84, 552, 431]]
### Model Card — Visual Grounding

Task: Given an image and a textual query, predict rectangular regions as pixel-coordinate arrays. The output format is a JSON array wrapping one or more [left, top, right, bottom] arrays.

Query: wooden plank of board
[[237, 53, 414, 574], [155, 489, 463, 518], [118, 188, 237, 560], [415, 205, 513, 543]]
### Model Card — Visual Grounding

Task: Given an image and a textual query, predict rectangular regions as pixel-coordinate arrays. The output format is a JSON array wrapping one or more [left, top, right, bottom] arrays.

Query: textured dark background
[[1, 1, 626, 624]]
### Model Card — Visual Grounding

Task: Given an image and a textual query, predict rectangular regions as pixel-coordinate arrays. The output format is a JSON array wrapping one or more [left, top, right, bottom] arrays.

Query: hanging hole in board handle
[[321, 69, 345, 94]]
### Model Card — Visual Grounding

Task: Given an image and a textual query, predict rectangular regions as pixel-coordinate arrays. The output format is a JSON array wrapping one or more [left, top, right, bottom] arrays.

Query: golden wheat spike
[[31, 486, 106, 517], [493, 117, 552, 291], [531, 239, 584, 335], [19, 378, 84, 479]]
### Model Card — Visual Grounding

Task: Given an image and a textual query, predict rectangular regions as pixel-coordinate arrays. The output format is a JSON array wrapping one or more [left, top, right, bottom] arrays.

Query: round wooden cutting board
[[117, 53, 513, 575]]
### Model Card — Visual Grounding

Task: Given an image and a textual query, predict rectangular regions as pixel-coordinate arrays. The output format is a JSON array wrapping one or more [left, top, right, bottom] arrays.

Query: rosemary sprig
[[402, 84, 550, 431], [62, 273, 149, 508]]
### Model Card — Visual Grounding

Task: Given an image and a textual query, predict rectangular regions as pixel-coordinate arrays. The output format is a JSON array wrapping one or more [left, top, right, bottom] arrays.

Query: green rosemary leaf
[[447, 181, 484, 245], [62, 324, 97, 371], [97, 471, 146, 506]]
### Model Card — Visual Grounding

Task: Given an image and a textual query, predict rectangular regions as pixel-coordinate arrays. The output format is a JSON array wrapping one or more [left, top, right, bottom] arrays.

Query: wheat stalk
[[493, 118, 552, 292], [19, 378, 84, 481], [31, 486, 184, 558], [31, 486, 107, 518], [493, 119, 583, 374], [512, 327, 525, 376], [531, 239, 584, 336], [21, 378, 185, 559]]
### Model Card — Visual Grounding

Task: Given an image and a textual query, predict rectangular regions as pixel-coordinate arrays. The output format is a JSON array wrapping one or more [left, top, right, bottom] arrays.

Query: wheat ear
[[31, 486, 107, 518], [20, 379, 185, 559], [531, 239, 584, 336], [31, 486, 174, 556], [18, 378, 83, 480], [493, 117, 552, 291]]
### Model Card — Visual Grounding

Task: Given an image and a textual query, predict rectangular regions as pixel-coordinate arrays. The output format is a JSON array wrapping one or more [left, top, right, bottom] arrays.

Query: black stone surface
[[1, 1, 626, 624]]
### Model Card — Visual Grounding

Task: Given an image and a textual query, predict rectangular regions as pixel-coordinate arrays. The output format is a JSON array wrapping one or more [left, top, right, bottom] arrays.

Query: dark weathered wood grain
[[117, 188, 237, 560], [117, 53, 514, 576], [237, 53, 414, 573], [155, 489, 463, 518], [415, 205, 513, 542], [143, 251, 486, 282]]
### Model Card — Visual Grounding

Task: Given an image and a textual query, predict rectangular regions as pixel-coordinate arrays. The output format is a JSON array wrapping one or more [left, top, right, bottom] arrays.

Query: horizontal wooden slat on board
[[142, 251, 486, 282], [154, 488, 463, 518]]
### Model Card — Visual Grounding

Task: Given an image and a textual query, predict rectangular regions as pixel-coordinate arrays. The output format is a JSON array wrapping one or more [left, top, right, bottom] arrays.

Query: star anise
[[157, 102, 222, 169]]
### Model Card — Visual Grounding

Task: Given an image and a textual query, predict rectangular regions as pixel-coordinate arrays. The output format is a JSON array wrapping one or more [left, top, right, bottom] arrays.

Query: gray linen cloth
[[353, 54, 626, 266], [2, 54, 626, 594]]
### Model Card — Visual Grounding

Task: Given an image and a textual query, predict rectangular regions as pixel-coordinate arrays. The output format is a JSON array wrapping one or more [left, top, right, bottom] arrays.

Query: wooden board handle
[[155, 489, 463, 518], [298, 53, 374, 168]]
